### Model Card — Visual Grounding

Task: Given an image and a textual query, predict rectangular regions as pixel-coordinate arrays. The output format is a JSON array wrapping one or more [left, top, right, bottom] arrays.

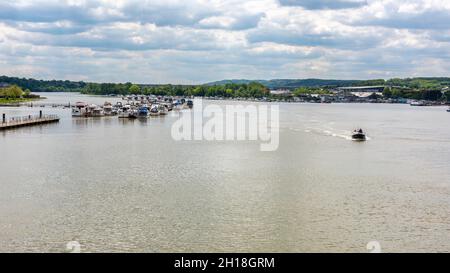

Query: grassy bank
[[0, 97, 40, 105]]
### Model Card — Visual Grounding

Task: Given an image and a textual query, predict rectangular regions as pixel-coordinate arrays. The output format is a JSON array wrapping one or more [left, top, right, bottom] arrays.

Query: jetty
[[0, 111, 60, 131], [0, 102, 72, 108]]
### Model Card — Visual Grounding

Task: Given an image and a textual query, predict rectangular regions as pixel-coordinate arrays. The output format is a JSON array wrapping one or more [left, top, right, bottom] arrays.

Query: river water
[[1, 92, 449, 252]]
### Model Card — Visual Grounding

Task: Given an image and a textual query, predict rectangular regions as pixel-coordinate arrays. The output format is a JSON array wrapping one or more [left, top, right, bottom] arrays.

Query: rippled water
[[1, 93, 450, 252]]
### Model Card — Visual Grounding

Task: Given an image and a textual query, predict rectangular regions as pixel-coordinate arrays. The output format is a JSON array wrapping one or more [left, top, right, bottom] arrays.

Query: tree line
[[0, 76, 86, 92], [82, 82, 270, 98], [2, 75, 450, 101]]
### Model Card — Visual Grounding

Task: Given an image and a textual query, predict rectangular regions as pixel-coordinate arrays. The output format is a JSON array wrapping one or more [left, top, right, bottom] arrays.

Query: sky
[[1, 0, 450, 84]]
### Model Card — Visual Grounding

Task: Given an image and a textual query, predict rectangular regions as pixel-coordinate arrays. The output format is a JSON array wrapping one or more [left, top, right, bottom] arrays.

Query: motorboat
[[179, 98, 189, 109], [158, 104, 168, 115], [172, 100, 182, 110], [118, 105, 131, 118], [138, 105, 149, 118], [91, 105, 104, 117], [163, 102, 173, 111], [351, 128, 366, 141], [72, 102, 88, 117], [150, 105, 160, 116], [128, 108, 138, 119], [103, 102, 114, 116], [410, 100, 425, 106]]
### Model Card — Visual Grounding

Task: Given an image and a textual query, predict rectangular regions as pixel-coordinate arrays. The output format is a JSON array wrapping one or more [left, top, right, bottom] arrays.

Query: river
[[1, 92, 449, 252]]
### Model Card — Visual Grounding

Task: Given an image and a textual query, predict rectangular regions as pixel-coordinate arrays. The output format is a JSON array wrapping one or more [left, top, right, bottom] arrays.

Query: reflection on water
[[1, 93, 450, 252]]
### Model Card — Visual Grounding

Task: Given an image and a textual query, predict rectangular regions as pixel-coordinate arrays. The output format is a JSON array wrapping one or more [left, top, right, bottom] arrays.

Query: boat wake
[[289, 117, 371, 141], [292, 126, 371, 141]]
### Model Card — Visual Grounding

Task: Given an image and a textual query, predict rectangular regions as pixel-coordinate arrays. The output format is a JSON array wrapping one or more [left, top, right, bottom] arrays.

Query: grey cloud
[[247, 28, 381, 50], [357, 10, 450, 30], [278, 0, 367, 10], [0, 1, 259, 31], [8, 25, 241, 52], [0, 2, 105, 24], [8, 21, 91, 35]]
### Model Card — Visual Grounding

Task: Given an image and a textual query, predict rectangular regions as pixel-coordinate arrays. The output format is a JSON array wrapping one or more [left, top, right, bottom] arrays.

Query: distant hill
[[206, 79, 368, 89], [207, 78, 450, 90], [0, 75, 86, 92], [2, 75, 449, 93]]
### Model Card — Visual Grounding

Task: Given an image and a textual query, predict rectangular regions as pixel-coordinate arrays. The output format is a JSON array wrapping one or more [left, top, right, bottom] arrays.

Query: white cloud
[[1, 0, 450, 83]]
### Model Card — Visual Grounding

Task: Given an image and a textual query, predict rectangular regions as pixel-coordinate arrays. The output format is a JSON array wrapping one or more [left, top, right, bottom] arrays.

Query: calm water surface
[[1, 92, 450, 252]]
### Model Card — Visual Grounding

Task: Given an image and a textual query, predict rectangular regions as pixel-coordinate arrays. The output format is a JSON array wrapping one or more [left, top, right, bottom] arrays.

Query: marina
[[70, 96, 193, 118]]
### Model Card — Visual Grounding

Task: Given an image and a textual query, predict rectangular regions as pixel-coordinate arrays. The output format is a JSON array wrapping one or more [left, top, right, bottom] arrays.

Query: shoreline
[[0, 97, 44, 107]]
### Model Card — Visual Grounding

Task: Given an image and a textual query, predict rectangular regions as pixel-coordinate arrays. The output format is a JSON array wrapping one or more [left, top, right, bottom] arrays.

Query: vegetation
[[1, 75, 450, 101], [386, 77, 450, 90], [208, 79, 367, 89], [82, 82, 270, 98], [0, 84, 40, 104], [0, 76, 86, 92], [293, 87, 331, 96], [444, 91, 450, 102], [382, 87, 445, 101]]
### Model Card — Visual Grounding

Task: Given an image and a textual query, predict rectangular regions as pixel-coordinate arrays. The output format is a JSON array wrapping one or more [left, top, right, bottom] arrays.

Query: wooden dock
[[0, 113, 60, 131], [0, 102, 72, 108]]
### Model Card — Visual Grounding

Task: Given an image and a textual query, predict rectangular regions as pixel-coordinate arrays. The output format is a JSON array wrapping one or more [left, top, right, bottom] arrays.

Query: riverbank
[[0, 97, 43, 106]]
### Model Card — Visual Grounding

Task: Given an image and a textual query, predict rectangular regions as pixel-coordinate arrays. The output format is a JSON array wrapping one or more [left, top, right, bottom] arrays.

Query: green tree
[[444, 91, 450, 102], [4, 85, 24, 98], [129, 84, 141, 94], [421, 90, 443, 101], [382, 87, 392, 98], [24, 89, 31, 97]]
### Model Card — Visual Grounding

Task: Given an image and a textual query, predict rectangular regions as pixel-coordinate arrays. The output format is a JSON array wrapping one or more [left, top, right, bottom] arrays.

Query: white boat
[[173, 100, 183, 110], [118, 105, 131, 118], [72, 102, 88, 117], [150, 105, 160, 116], [128, 108, 138, 118], [91, 105, 104, 117], [103, 102, 114, 116], [158, 104, 168, 115], [410, 100, 425, 106]]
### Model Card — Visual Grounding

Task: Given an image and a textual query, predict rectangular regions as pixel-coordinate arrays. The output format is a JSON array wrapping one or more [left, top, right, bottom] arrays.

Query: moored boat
[[103, 102, 114, 116], [410, 100, 426, 106], [150, 105, 160, 116], [128, 108, 138, 119], [187, 100, 193, 109], [138, 105, 149, 118], [72, 102, 88, 117], [172, 100, 182, 110], [158, 104, 168, 115], [118, 105, 131, 118], [91, 105, 104, 117]]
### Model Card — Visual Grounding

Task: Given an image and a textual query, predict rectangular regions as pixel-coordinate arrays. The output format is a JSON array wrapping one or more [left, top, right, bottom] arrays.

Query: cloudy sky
[[1, 0, 450, 84]]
